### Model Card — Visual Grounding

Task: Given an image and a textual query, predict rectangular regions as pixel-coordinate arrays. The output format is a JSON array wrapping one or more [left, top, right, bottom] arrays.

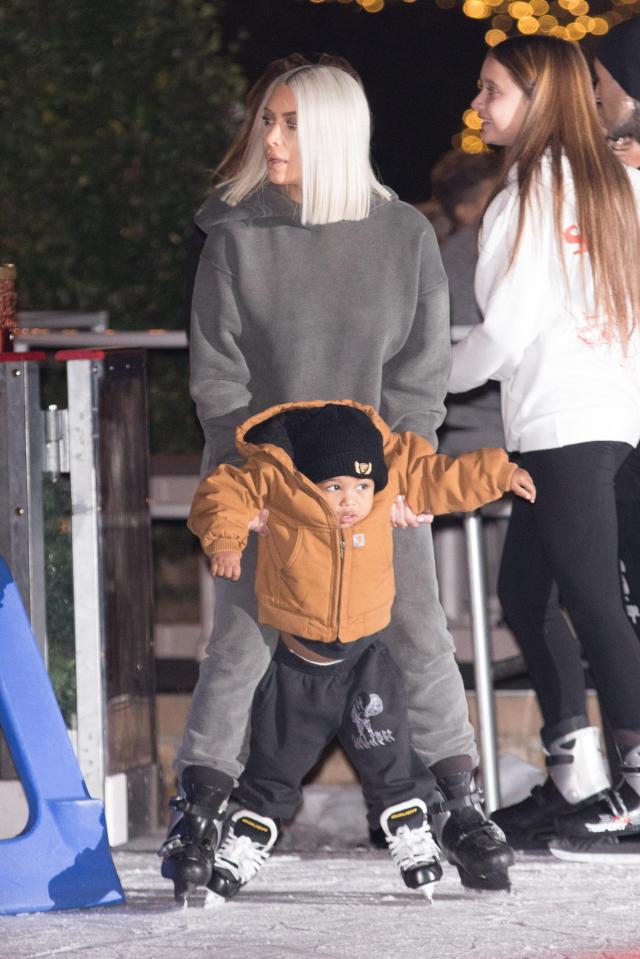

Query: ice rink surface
[[2, 782, 640, 959]]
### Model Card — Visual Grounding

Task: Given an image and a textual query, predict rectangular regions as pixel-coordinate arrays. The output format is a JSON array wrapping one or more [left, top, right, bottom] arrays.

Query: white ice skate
[[549, 744, 640, 863], [205, 808, 278, 907], [380, 798, 443, 901]]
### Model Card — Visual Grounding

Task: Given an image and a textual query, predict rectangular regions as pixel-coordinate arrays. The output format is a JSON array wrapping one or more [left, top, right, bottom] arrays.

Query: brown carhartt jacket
[[188, 400, 516, 644]]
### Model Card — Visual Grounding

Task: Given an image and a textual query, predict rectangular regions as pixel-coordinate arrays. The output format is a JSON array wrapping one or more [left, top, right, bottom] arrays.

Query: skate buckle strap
[[157, 835, 183, 857], [620, 763, 640, 775], [449, 819, 507, 848], [169, 796, 221, 819], [430, 791, 482, 816], [545, 754, 573, 767]]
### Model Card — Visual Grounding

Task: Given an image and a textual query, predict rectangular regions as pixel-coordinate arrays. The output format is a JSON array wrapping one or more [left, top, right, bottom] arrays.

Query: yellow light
[[567, 0, 589, 14], [530, 0, 549, 13], [589, 16, 609, 33], [485, 27, 508, 43], [518, 14, 540, 31], [363, 0, 384, 9], [463, 0, 491, 18], [508, 1, 533, 17], [463, 108, 483, 129], [492, 13, 513, 28], [566, 20, 587, 38], [461, 133, 485, 153], [538, 13, 558, 29], [549, 24, 569, 37]]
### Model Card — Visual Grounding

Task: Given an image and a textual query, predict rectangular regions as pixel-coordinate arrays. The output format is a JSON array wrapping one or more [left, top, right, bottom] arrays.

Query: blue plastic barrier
[[0, 555, 124, 913]]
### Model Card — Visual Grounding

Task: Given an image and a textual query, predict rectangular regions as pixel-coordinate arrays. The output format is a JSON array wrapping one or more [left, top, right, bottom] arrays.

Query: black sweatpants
[[498, 441, 640, 745], [237, 638, 439, 829]]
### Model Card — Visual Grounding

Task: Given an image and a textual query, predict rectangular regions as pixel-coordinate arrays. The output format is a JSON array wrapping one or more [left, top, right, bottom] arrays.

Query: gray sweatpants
[[175, 526, 477, 781]]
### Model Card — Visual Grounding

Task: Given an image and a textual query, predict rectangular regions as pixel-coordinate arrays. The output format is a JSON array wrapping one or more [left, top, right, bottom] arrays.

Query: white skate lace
[[386, 823, 440, 871], [216, 833, 273, 884]]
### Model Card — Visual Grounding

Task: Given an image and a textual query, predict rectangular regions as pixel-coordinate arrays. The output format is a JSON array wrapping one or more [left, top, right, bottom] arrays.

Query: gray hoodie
[[190, 183, 450, 466]]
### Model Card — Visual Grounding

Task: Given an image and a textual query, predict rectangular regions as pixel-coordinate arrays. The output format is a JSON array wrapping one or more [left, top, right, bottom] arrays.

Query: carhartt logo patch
[[352, 533, 366, 548], [354, 461, 372, 475]]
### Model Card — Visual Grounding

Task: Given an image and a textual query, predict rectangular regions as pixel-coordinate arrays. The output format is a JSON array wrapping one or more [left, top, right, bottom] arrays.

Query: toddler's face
[[315, 475, 375, 528]]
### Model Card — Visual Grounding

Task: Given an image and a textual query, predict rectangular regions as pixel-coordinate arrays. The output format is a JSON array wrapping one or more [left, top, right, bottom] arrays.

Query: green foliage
[[0, 0, 244, 328], [42, 475, 76, 725], [148, 351, 203, 453]]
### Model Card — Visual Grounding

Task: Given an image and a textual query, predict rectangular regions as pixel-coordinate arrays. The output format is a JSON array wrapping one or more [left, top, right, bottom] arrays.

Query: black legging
[[498, 440, 640, 745], [616, 443, 640, 642]]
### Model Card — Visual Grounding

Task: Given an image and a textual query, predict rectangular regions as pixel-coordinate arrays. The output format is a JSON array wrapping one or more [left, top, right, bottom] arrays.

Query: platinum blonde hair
[[220, 65, 392, 224]]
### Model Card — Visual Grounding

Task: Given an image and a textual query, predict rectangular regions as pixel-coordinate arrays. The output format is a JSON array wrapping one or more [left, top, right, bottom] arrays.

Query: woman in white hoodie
[[449, 35, 640, 856]]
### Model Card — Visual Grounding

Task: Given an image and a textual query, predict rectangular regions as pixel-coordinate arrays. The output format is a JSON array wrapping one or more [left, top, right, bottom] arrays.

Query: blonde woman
[[449, 35, 640, 857], [161, 62, 514, 904]]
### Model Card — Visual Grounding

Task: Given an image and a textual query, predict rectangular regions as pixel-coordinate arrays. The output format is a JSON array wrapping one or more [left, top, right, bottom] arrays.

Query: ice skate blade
[[171, 879, 198, 908], [420, 882, 437, 902], [549, 837, 640, 864], [204, 889, 227, 909]]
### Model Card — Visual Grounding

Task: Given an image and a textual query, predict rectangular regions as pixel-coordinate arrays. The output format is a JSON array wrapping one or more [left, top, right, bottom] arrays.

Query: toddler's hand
[[248, 508, 270, 537], [510, 467, 536, 503], [390, 494, 434, 528], [211, 551, 242, 580]]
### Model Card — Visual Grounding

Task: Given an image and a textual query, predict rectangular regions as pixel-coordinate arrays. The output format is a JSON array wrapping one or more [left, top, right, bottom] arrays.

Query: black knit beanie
[[288, 404, 388, 491], [597, 18, 640, 102]]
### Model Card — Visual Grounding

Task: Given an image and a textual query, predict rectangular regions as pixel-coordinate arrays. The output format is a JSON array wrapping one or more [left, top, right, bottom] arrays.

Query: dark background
[[0, 0, 608, 456], [220, 0, 490, 202]]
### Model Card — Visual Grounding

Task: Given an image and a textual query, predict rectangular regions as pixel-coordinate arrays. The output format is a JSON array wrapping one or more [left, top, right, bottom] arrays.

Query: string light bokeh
[[305, 0, 640, 151]]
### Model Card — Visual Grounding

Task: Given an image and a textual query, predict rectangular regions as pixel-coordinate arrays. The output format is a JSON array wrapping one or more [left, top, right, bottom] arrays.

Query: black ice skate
[[491, 778, 578, 850], [159, 765, 233, 906], [492, 726, 610, 851], [432, 772, 514, 890], [379, 798, 442, 901], [549, 744, 640, 862], [206, 808, 279, 906]]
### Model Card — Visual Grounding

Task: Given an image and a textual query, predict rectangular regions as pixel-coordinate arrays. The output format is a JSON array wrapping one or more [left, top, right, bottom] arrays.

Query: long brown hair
[[489, 35, 640, 348]]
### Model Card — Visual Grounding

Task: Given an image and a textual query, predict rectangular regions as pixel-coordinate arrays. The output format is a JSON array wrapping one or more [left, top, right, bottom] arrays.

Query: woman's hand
[[510, 467, 536, 503], [248, 508, 270, 536], [390, 494, 434, 528], [211, 551, 242, 580]]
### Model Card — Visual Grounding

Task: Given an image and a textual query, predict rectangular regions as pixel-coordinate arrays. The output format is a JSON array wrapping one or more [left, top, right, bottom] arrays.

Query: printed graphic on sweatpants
[[621, 560, 640, 628], [350, 692, 396, 750]]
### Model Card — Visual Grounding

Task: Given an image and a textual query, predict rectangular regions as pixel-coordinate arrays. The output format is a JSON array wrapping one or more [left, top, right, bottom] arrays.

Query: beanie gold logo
[[354, 461, 372, 475]]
